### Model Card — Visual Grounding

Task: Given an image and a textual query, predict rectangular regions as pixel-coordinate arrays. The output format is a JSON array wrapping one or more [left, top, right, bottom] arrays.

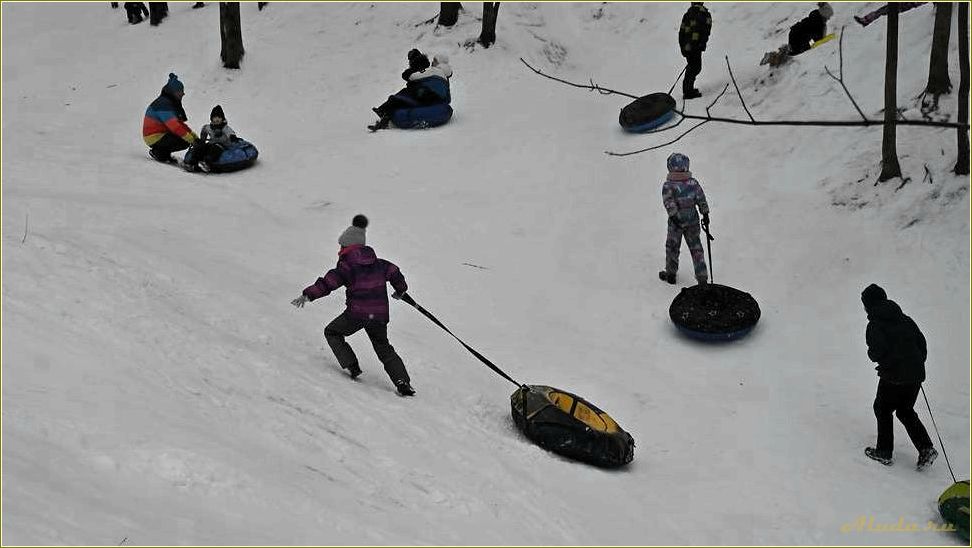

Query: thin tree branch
[[824, 27, 870, 122], [705, 83, 731, 117], [607, 120, 711, 156], [724, 56, 756, 122], [520, 57, 640, 100], [522, 59, 969, 130]]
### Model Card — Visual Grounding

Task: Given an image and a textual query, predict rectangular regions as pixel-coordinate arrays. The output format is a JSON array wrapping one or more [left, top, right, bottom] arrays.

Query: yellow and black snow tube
[[939, 480, 970, 541], [511, 385, 634, 467]]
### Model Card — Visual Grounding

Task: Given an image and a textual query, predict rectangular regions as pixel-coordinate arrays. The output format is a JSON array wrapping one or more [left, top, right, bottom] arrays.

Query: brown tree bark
[[925, 3, 954, 97], [219, 2, 244, 69], [879, 4, 902, 182], [478, 2, 500, 48], [438, 2, 461, 26], [955, 2, 969, 174]]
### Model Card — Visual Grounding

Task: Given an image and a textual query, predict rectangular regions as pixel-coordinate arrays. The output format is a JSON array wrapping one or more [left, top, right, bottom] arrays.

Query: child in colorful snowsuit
[[291, 215, 415, 396], [659, 152, 709, 286], [143, 73, 197, 163]]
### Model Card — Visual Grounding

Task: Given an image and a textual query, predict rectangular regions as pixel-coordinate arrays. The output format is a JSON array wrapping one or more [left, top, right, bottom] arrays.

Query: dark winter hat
[[407, 48, 423, 61], [667, 152, 690, 172], [338, 214, 369, 247], [163, 72, 184, 95], [210, 104, 226, 121], [861, 283, 888, 308]]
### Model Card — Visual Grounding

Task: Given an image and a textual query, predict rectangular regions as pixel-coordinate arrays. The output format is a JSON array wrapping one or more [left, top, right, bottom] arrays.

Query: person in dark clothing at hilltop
[[678, 2, 712, 100], [860, 284, 938, 470], [788, 2, 832, 56], [148, 1, 168, 26], [760, 3, 833, 66], [123, 2, 148, 24]]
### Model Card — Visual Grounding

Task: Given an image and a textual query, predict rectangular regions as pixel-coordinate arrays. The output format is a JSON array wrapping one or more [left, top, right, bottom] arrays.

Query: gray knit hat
[[338, 214, 368, 247]]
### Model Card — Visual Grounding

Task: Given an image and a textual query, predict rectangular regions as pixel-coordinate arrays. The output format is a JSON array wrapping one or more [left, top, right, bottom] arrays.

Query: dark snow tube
[[619, 92, 677, 133], [187, 139, 259, 173], [669, 283, 761, 342], [391, 103, 453, 129], [939, 480, 970, 541], [511, 384, 634, 468]]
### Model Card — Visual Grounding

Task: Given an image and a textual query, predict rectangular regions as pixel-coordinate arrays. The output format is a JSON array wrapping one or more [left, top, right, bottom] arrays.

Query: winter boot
[[149, 148, 173, 163], [917, 446, 938, 471], [395, 380, 415, 396], [346, 361, 362, 380], [865, 447, 893, 466], [683, 88, 702, 100], [658, 271, 676, 285], [368, 116, 391, 132]]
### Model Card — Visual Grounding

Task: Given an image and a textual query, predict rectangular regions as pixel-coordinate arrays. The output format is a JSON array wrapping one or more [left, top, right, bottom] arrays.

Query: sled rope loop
[[399, 294, 524, 388]]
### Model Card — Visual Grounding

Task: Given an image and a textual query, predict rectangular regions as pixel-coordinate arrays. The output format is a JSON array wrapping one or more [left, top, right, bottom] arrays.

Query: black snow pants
[[324, 312, 410, 385], [873, 379, 933, 456], [683, 50, 703, 93]]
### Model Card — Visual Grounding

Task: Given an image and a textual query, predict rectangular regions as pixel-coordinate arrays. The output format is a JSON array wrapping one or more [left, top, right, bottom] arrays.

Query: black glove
[[391, 291, 406, 301], [701, 213, 710, 228]]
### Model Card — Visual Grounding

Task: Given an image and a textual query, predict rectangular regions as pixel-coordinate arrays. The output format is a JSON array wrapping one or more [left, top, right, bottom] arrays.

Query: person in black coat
[[678, 2, 711, 99], [861, 284, 937, 469], [148, 1, 168, 26], [123, 2, 148, 24], [788, 2, 832, 56]]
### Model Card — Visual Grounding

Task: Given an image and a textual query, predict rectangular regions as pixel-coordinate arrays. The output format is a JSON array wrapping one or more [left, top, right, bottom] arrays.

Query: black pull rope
[[400, 294, 524, 388], [921, 386, 957, 483], [667, 65, 687, 96]]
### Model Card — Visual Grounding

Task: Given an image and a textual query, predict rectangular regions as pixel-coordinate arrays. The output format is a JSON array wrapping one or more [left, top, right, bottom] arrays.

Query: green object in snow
[[939, 480, 970, 541]]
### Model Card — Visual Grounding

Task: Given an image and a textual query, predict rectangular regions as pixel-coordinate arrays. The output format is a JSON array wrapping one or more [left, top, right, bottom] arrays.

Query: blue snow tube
[[669, 284, 760, 342], [619, 92, 677, 133], [208, 138, 259, 173], [391, 102, 453, 129]]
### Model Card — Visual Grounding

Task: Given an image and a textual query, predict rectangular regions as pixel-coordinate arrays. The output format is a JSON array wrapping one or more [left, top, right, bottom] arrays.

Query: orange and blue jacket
[[143, 93, 197, 146]]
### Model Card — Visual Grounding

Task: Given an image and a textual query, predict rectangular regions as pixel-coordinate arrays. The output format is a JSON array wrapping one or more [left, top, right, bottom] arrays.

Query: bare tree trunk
[[879, 4, 902, 182], [219, 2, 244, 69], [925, 3, 954, 97], [438, 2, 461, 26], [955, 2, 969, 174], [478, 2, 500, 48]]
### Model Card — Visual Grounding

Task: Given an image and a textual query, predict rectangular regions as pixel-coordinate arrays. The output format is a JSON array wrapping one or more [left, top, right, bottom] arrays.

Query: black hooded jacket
[[788, 9, 827, 55], [865, 299, 927, 384]]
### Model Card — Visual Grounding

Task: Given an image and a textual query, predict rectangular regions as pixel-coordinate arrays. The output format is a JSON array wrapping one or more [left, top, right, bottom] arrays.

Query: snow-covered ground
[[2, 2, 969, 545]]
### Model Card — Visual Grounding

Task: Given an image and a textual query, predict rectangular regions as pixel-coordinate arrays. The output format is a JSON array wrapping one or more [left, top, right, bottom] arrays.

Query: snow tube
[[511, 384, 634, 468], [669, 283, 761, 342], [619, 92, 677, 133], [207, 138, 259, 173], [939, 480, 970, 541], [391, 103, 453, 129]]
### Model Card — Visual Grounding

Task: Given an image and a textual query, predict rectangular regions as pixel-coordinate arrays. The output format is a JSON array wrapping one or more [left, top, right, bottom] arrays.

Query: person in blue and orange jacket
[[143, 73, 197, 163]]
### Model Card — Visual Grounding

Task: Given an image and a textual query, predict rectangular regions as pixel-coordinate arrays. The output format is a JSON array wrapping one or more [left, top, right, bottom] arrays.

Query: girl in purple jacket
[[292, 215, 414, 396]]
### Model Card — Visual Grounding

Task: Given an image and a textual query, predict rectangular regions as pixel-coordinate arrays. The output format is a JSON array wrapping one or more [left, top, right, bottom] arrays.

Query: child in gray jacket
[[184, 105, 237, 171]]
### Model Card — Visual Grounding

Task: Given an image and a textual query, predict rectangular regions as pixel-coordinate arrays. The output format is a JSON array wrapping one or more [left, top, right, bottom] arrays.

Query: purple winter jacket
[[303, 245, 407, 323]]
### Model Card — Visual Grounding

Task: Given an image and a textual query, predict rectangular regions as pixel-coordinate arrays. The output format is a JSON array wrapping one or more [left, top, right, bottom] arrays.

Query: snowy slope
[[2, 2, 969, 545]]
